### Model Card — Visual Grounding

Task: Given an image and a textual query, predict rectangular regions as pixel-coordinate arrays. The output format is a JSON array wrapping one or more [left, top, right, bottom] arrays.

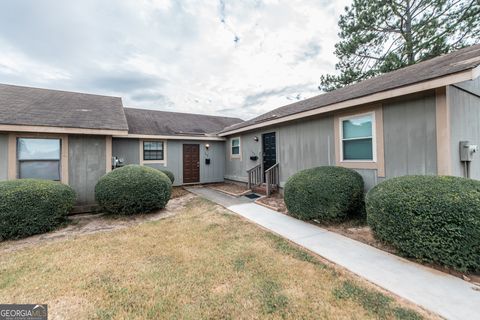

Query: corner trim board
[[435, 87, 452, 175]]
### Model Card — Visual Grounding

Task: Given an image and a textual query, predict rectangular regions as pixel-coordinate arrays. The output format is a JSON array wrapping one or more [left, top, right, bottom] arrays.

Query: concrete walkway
[[187, 187, 480, 320]]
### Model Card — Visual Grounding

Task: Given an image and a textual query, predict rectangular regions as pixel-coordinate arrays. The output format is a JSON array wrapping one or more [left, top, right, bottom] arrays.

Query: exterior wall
[[112, 138, 140, 165], [112, 138, 226, 186], [383, 92, 437, 178], [225, 92, 438, 191], [224, 116, 335, 187], [278, 117, 334, 186], [449, 79, 480, 179], [0, 133, 8, 180], [68, 135, 107, 205]]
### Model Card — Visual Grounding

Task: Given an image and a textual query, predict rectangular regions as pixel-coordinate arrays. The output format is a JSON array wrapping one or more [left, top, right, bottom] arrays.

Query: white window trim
[[230, 137, 241, 160], [339, 111, 377, 163], [139, 139, 167, 165]]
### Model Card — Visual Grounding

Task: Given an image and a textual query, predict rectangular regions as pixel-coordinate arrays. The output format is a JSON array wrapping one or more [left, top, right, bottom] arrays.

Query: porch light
[[205, 143, 210, 150]]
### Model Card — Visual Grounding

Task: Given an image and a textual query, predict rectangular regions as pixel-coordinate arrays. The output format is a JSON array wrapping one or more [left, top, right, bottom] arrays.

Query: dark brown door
[[183, 144, 200, 183]]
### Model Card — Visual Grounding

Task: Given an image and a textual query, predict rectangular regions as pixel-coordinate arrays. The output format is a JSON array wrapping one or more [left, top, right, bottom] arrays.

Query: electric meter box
[[460, 141, 478, 162]]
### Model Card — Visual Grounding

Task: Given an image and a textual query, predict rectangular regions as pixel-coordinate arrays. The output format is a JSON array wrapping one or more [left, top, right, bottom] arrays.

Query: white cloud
[[0, 0, 351, 120]]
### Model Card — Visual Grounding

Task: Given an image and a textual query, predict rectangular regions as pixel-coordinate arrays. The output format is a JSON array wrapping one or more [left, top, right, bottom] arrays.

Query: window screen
[[231, 138, 240, 155], [17, 138, 61, 180], [342, 115, 373, 160], [143, 141, 164, 160]]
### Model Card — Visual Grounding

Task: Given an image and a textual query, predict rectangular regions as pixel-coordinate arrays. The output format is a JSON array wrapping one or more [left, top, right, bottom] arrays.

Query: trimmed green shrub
[[95, 165, 172, 215], [0, 179, 76, 240], [284, 166, 364, 221], [160, 169, 175, 184], [366, 175, 480, 272]]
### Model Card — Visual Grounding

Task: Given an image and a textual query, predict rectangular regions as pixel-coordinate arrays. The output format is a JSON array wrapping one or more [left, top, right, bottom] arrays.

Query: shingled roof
[[124, 107, 243, 136], [0, 84, 129, 131], [221, 44, 480, 134]]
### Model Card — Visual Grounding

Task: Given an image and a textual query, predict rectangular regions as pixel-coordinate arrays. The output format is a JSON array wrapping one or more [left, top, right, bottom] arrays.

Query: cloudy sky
[[0, 0, 350, 120]]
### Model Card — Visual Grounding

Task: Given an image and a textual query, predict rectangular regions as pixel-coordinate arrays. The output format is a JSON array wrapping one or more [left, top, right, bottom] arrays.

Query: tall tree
[[319, 0, 480, 92]]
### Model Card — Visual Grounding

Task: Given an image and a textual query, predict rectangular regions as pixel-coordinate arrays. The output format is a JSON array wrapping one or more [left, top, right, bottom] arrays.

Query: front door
[[262, 132, 276, 179], [183, 144, 200, 183]]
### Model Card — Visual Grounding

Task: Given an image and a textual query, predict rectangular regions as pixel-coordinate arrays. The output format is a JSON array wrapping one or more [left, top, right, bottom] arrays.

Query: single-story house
[[0, 83, 241, 211], [220, 44, 480, 191], [0, 44, 479, 211]]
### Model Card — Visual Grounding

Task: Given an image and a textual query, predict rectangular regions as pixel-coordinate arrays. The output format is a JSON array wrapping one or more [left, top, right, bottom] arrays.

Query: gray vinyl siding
[[225, 131, 263, 183], [449, 79, 480, 179], [145, 140, 225, 186], [224, 116, 335, 187], [278, 116, 334, 186], [68, 135, 107, 205], [112, 138, 226, 186], [0, 134, 8, 180], [383, 92, 437, 178], [112, 138, 140, 165]]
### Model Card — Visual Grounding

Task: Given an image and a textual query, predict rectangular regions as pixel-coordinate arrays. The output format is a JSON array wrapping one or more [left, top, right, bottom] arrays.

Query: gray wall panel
[[112, 138, 140, 164], [0, 134, 8, 180], [68, 135, 107, 205], [224, 116, 335, 186], [113, 138, 225, 186], [278, 116, 334, 186], [383, 93, 437, 178], [354, 169, 378, 191], [449, 85, 480, 179], [454, 77, 480, 96]]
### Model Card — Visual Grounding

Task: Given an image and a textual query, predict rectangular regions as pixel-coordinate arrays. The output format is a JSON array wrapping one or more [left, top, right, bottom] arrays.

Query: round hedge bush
[[366, 175, 480, 272], [160, 169, 175, 184], [284, 166, 364, 221], [95, 165, 172, 215], [0, 179, 76, 240]]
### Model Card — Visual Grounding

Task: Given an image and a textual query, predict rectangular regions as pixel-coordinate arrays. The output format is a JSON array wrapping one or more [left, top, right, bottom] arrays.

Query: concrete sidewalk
[[187, 187, 480, 320]]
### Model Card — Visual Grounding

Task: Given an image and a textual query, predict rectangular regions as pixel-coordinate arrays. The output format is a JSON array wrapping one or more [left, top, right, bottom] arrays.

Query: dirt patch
[[208, 182, 250, 196], [256, 194, 287, 213], [171, 186, 189, 198], [0, 192, 195, 254]]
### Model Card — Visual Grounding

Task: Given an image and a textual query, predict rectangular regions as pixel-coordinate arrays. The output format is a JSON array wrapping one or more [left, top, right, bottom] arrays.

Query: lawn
[[0, 196, 432, 319]]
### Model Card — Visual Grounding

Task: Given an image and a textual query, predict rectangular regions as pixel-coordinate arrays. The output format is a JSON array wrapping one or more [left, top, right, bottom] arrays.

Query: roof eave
[[219, 68, 478, 137], [0, 124, 129, 136], [114, 133, 226, 141]]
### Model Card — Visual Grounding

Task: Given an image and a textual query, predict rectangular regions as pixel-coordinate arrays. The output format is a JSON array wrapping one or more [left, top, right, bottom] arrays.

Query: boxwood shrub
[[284, 166, 364, 221], [0, 179, 76, 240], [366, 175, 480, 272], [160, 169, 175, 184], [95, 165, 172, 215]]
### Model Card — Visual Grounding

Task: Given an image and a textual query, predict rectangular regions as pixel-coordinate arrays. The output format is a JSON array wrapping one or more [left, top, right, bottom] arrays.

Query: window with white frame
[[143, 141, 164, 161], [231, 137, 241, 158], [17, 138, 61, 180], [341, 113, 375, 161]]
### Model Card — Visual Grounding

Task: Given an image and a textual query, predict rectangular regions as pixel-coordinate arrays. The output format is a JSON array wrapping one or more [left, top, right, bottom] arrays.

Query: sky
[[0, 0, 351, 120]]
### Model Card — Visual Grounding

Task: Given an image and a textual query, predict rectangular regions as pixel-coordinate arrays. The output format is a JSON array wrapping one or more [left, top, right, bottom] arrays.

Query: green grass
[[333, 280, 423, 320]]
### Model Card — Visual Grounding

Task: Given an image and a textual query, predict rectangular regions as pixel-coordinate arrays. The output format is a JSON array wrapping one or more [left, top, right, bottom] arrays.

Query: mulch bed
[[255, 194, 287, 213]]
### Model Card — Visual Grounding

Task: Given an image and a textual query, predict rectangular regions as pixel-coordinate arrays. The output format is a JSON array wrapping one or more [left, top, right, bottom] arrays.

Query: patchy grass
[[333, 280, 423, 320], [0, 197, 433, 319]]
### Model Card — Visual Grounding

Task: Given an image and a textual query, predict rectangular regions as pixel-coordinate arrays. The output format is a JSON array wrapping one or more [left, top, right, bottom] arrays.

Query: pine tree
[[320, 0, 480, 92]]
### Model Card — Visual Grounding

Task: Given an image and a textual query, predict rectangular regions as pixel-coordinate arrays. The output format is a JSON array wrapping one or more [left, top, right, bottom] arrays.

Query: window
[[341, 114, 374, 161], [17, 138, 61, 180], [231, 137, 240, 158], [143, 141, 164, 161]]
